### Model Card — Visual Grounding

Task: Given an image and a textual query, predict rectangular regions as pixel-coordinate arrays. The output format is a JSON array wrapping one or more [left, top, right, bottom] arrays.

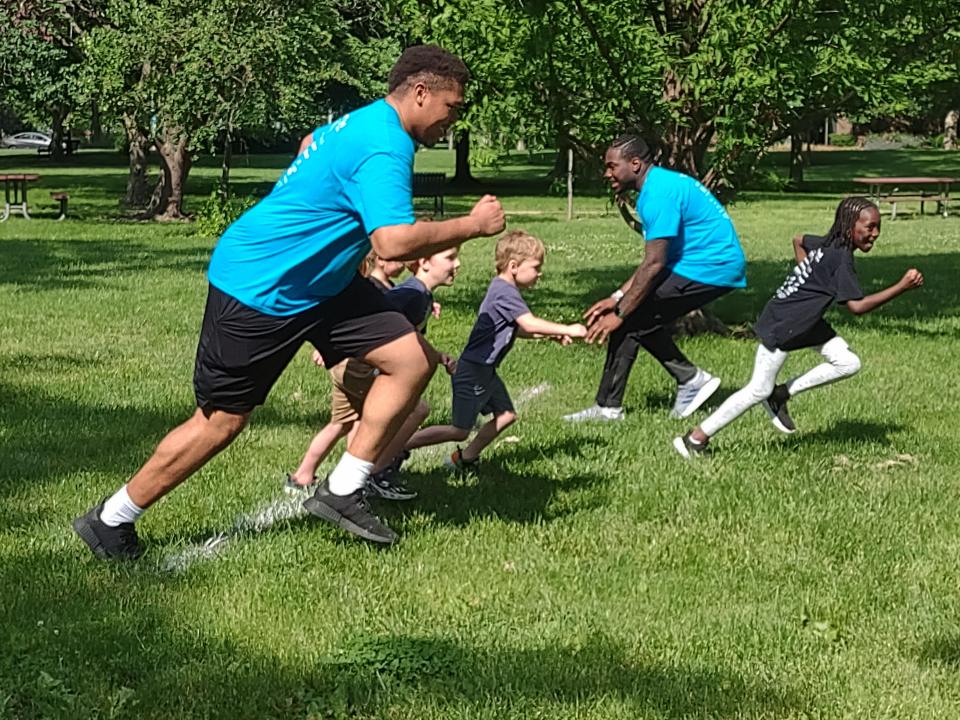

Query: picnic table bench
[[0, 174, 40, 221], [853, 176, 956, 219], [412, 172, 446, 216]]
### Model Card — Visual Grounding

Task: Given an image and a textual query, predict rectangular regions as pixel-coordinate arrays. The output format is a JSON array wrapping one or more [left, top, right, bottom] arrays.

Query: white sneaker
[[670, 371, 721, 419], [562, 404, 625, 422]]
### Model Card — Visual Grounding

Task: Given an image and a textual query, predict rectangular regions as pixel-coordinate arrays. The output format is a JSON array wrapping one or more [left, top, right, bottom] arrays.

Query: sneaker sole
[[72, 515, 110, 559], [303, 496, 398, 544], [672, 377, 722, 419], [367, 485, 418, 502], [672, 436, 693, 459], [762, 401, 797, 435]]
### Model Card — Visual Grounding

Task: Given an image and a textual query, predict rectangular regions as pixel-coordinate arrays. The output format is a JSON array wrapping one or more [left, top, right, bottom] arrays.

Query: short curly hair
[[388, 45, 471, 94]]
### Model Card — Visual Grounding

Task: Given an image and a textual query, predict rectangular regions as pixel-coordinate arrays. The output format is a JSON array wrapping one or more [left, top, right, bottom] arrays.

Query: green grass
[[2, 148, 960, 719]]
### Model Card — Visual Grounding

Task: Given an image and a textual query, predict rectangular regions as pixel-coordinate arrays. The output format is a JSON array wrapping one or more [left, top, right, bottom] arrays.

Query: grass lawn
[[2, 147, 960, 719]]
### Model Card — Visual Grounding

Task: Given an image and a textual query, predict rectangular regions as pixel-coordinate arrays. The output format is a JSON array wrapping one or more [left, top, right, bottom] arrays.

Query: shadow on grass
[[786, 419, 905, 448], [0, 546, 804, 719], [281, 634, 804, 719], [391, 436, 612, 529], [917, 636, 960, 669], [0, 238, 210, 291]]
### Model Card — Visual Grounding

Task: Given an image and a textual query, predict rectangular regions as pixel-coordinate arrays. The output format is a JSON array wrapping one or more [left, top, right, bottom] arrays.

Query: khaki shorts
[[329, 357, 378, 424]]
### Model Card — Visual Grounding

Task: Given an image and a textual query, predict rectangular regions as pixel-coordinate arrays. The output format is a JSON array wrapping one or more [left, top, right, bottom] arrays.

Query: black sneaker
[[762, 384, 797, 434], [303, 481, 398, 544], [366, 468, 417, 501], [672, 432, 709, 459], [72, 501, 144, 560]]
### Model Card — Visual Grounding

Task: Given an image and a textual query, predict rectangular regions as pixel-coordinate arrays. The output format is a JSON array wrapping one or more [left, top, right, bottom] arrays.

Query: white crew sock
[[99, 485, 145, 527], [328, 452, 375, 496]]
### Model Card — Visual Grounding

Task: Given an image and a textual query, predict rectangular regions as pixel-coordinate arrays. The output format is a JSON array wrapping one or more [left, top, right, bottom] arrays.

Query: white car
[[0, 131, 53, 150]]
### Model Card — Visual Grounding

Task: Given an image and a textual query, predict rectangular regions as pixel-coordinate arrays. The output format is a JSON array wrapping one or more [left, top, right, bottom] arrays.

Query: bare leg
[[345, 332, 436, 462], [291, 421, 351, 485], [126, 407, 250, 508], [405, 424, 470, 451], [461, 411, 517, 462], [371, 399, 430, 473]]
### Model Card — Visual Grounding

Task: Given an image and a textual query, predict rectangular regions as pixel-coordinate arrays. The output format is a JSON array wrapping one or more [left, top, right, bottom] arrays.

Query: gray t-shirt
[[460, 277, 530, 366]]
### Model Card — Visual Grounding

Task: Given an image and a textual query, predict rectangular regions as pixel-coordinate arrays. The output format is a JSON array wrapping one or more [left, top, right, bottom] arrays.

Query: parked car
[[0, 131, 53, 150]]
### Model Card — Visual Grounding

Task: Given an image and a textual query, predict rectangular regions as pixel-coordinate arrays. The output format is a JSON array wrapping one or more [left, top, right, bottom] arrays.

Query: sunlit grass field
[[2, 147, 960, 718]]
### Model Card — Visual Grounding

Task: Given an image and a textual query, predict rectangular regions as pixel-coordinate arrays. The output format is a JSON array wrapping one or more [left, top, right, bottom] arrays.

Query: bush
[[195, 190, 257, 237], [829, 133, 856, 147]]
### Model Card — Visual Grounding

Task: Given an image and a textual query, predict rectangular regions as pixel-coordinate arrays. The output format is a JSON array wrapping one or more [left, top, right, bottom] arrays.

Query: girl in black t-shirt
[[674, 197, 924, 458]]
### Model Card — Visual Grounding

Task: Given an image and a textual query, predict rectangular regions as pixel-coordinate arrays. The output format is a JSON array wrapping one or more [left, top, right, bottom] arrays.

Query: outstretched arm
[[846, 269, 923, 316], [516, 314, 587, 339], [370, 195, 505, 261]]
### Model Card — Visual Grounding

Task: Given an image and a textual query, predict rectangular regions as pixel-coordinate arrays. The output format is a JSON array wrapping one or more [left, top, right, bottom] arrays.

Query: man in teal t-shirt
[[565, 134, 747, 423], [74, 46, 506, 559]]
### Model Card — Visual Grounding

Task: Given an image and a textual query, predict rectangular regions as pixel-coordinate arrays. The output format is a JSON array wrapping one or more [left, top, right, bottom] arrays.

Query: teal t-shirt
[[207, 99, 416, 316], [636, 166, 746, 288]]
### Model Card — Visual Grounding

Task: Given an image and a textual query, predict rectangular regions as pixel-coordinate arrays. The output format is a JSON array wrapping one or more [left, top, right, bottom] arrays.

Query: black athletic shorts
[[193, 276, 414, 413]]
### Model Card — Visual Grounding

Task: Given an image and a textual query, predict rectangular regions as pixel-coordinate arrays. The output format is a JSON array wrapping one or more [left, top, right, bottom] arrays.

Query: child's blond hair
[[495, 230, 545, 273]]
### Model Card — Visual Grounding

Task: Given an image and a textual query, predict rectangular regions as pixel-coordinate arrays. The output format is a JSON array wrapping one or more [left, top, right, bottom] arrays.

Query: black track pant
[[595, 273, 731, 408]]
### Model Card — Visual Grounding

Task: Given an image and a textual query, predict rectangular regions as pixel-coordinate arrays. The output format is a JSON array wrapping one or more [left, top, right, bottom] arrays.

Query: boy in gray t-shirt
[[404, 230, 587, 470]]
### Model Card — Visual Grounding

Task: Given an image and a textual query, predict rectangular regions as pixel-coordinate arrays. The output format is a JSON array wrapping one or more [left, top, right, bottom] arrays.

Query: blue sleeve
[[639, 191, 681, 242], [346, 152, 414, 234]]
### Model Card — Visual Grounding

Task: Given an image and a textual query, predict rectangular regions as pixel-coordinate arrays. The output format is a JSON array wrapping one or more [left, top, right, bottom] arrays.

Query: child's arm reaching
[[516, 313, 587, 340], [792, 234, 807, 264], [846, 268, 923, 316]]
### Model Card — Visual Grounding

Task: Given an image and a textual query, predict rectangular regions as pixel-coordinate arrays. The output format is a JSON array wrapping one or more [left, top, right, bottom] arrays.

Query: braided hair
[[609, 134, 654, 163], [825, 196, 878, 249]]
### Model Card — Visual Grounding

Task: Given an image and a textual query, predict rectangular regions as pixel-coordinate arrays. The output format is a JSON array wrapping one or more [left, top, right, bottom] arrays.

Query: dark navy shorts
[[450, 359, 515, 430]]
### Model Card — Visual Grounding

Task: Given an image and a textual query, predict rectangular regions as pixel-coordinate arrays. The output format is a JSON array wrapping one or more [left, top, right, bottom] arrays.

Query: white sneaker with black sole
[[562, 404, 625, 422], [671, 371, 721, 419]]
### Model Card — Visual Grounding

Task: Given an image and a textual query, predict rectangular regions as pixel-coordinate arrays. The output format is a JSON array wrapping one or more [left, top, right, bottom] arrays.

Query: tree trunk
[[149, 128, 191, 221], [945, 110, 959, 150], [789, 132, 805, 185], [452, 129, 476, 186], [122, 114, 150, 208], [50, 106, 66, 161], [219, 129, 233, 199]]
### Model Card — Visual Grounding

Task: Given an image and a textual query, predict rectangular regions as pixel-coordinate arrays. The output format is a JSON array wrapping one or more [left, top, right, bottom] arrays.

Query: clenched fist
[[470, 194, 506, 236], [899, 268, 924, 290]]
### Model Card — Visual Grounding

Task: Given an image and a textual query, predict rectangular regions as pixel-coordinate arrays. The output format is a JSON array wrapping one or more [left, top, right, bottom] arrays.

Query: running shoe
[[672, 432, 709, 459], [72, 501, 144, 560], [283, 473, 319, 498], [671, 371, 721, 418], [366, 468, 417, 501], [303, 480, 398, 545], [762, 384, 797, 434], [444, 447, 480, 473], [562, 404, 625, 422]]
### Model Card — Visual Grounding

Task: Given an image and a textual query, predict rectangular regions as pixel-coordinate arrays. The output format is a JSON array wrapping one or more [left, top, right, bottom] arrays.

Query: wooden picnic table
[[853, 176, 956, 219], [0, 173, 40, 221]]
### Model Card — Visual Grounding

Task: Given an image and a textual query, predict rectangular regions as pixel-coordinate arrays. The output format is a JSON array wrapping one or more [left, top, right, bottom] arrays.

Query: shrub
[[195, 190, 257, 237], [829, 133, 856, 147]]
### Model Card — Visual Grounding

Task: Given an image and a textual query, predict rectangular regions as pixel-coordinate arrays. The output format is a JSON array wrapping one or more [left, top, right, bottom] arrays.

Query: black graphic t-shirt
[[754, 235, 863, 350]]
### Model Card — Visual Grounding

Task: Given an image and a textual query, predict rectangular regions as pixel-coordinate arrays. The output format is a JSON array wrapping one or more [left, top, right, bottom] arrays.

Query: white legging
[[700, 336, 861, 438]]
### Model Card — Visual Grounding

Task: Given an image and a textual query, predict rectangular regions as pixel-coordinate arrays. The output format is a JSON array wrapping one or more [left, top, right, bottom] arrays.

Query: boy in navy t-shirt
[[674, 197, 923, 458], [404, 231, 587, 470]]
